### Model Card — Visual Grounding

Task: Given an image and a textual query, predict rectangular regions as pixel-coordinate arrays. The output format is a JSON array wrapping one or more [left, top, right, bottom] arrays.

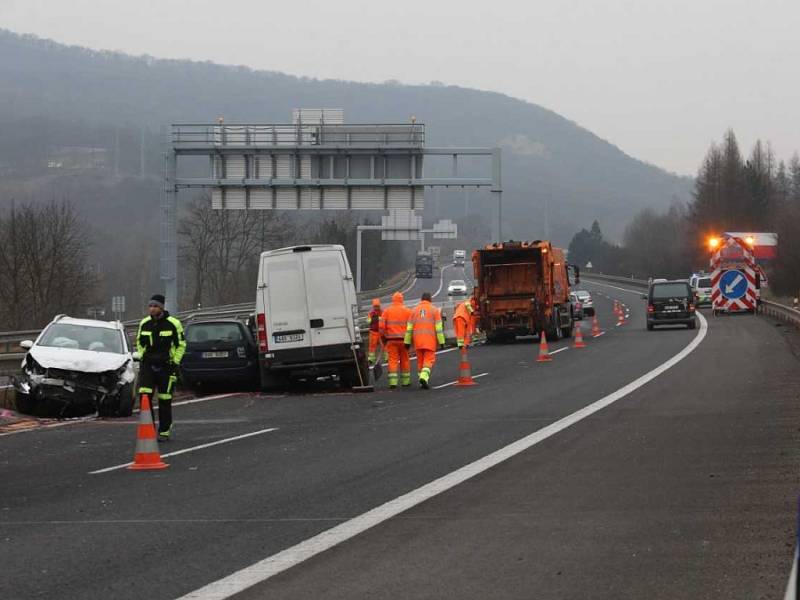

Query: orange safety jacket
[[380, 301, 411, 340], [404, 300, 445, 351]]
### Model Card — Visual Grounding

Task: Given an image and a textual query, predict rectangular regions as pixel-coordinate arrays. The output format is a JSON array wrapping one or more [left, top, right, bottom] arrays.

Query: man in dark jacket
[[136, 294, 186, 441]]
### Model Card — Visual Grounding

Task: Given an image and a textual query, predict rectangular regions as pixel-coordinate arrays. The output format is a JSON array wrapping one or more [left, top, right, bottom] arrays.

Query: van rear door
[[302, 249, 352, 352], [264, 252, 310, 352]]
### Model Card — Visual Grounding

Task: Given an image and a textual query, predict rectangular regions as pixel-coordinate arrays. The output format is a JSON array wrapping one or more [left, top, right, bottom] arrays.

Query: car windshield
[[652, 283, 690, 299], [576, 292, 591, 299], [450, 280, 465, 287], [698, 278, 712, 288], [38, 323, 124, 354], [186, 323, 243, 344]]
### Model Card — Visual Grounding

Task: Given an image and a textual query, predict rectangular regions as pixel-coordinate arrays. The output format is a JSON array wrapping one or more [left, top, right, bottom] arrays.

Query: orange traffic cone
[[591, 315, 602, 337], [617, 310, 626, 325], [537, 332, 553, 362], [456, 345, 476, 386], [128, 394, 168, 471], [613, 300, 621, 315], [573, 322, 587, 348]]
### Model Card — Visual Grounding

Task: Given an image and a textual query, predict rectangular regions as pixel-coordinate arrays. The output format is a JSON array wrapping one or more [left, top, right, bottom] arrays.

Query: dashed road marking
[[89, 427, 279, 474], [433, 372, 489, 389]]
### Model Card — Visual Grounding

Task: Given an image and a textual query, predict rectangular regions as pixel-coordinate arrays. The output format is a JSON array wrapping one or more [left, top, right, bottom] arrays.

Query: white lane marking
[[432, 264, 451, 299], [89, 427, 279, 475], [783, 547, 797, 600], [592, 331, 606, 338], [549, 347, 569, 355], [172, 393, 241, 407], [399, 277, 418, 295], [433, 372, 489, 389], [177, 313, 709, 600]]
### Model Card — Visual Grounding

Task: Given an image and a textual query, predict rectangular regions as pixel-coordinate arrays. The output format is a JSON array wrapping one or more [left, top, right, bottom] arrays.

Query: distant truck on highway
[[415, 252, 434, 279], [453, 249, 466, 266], [472, 241, 579, 343]]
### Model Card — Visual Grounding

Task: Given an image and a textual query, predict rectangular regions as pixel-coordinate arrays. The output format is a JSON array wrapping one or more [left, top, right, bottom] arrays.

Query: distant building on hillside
[[47, 146, 109, 170]]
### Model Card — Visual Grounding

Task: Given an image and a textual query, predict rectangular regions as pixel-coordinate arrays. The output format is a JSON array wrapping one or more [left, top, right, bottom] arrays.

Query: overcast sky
[[3, 0, 798, 175]]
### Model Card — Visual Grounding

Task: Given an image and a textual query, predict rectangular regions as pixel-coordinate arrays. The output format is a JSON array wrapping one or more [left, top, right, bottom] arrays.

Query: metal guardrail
[[759, 300, 800, 328], [585, 273, 800, 329], [0, 270, 415, 378]]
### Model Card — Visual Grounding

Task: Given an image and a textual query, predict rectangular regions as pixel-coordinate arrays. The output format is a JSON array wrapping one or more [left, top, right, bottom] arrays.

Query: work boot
[[419, 378, 429, 390], [158, 425, 173, 442], [389, 384, 397, 390]]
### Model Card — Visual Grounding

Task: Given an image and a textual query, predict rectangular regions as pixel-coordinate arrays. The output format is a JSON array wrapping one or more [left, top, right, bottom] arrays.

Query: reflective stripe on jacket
[[404, 300, 445, 351]]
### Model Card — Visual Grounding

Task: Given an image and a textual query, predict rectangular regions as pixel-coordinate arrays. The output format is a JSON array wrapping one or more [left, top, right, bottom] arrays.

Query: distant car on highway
[[644, 280, 697, 330], [689, 273, 713, 306], [447, 279, 468, 296], [13, 315, 136, 418], [180, 319, 259, 391], [573, 290, 594, 316], [569, 292, 584, 320]]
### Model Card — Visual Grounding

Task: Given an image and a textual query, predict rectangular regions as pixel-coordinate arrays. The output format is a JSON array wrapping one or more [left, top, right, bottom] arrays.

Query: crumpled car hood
[[29, 346, 130, 373]]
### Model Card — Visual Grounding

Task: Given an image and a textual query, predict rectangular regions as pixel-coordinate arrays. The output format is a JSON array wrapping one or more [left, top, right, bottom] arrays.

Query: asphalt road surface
[[2, 279, 798, 600]]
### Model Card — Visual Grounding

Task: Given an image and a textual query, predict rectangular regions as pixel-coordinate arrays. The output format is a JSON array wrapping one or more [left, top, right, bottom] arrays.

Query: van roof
[[260, 244, 345, 258]]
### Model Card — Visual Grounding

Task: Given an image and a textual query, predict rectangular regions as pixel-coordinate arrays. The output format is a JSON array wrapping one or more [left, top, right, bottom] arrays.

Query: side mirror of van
[[20, 340, 33, 350], [641, 294, 647, 301], [132, 352, 142, 362]]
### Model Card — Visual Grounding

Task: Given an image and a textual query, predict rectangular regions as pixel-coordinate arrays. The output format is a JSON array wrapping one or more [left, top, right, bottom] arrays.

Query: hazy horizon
[[2, 0, 798, 176]]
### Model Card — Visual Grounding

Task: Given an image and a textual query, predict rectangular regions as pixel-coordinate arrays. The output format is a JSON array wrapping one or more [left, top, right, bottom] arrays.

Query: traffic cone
[[613, 300, 621, 315], [591, 315, 602, 337], [456, 345, 476, 386], [537, 332, 553, 362], [127, 394, 168, 471], [617, 310, 626, 325], [573, 322, 586, 348]]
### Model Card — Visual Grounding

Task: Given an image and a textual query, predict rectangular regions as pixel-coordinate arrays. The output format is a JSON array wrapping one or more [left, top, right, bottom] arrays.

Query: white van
[[254, 245, 368, 390]]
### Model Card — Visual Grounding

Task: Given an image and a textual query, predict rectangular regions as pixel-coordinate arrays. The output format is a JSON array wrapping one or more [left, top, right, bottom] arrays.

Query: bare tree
[[179, 197, 294, 307], [0, 198, 97, 329]]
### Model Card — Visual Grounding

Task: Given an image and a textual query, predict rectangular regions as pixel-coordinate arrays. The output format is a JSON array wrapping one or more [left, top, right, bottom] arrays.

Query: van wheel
[[688, 320, 696, 330], [647, 323, 654, 331], [260, 372, 286, 392]]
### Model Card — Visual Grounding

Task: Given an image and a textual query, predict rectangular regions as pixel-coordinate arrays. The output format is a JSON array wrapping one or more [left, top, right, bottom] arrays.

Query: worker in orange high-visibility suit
[[367, 298, 382, 365], [453, 297, 475, 348], [379, 291, 411, 389], [404, 292, 445, 389]]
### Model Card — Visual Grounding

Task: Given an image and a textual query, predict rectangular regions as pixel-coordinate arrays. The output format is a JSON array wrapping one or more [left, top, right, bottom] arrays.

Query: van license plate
[[202, 351, 229, 359], [664, 306, 678, 311], [275, 333, 304, 343]]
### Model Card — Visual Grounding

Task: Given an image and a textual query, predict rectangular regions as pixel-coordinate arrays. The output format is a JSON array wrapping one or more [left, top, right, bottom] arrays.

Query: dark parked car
[[180, 319, 259, 390], [644, 280, 697, 330]]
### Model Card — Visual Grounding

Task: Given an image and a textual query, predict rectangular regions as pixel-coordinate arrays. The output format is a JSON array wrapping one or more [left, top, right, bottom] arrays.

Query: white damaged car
[[13, 316, 137, 418]]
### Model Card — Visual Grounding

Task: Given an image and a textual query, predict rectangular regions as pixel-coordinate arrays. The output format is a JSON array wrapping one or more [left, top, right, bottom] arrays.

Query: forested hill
[[0, 29, 691, 242]]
